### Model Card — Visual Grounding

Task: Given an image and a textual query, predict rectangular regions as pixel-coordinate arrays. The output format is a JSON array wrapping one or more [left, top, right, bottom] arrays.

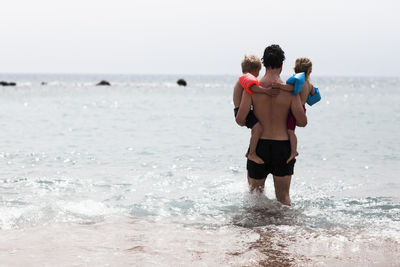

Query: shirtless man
[[236, 44, 307, 206]]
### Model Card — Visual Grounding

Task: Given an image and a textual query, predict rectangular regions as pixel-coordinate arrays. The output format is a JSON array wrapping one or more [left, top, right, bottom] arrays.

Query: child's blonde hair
[[241, 55, 262, 73], [294, 57, 312, 80]]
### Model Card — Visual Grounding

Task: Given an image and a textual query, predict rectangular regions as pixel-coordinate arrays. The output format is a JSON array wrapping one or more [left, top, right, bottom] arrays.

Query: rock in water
[[0, 81, 16, 86], [96, 80, 111, 86], [177, 79, 187, 86]]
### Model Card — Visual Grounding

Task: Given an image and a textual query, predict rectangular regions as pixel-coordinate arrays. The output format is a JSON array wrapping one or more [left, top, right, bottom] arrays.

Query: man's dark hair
[[261, 44, 285, 69]]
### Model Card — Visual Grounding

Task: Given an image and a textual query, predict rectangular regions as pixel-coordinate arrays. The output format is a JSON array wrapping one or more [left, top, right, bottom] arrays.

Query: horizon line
[[1, 72, 399, 79]]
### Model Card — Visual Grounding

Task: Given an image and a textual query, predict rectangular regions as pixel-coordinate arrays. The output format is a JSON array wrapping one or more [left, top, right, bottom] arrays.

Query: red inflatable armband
[[239, 73, 259, 94]]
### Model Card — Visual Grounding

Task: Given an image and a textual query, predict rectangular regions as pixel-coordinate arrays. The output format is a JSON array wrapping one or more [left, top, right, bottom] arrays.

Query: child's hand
[[264, 87, 280, 96], [272, 82, 283, 89], [310, 84, 316, 95]]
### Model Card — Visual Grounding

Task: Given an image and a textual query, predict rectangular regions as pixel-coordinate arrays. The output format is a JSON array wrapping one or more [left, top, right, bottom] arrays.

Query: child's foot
[[247, 152, 265, 164], [286, 151, 299, 164]]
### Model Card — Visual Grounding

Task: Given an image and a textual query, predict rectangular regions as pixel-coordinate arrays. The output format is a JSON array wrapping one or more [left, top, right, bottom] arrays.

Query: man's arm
[[233, 81, 243, 108], [235, 90, 252, 126], [272, 82, 294, 92], [290, 94, 307, 127], [250, 84, 280, 96]]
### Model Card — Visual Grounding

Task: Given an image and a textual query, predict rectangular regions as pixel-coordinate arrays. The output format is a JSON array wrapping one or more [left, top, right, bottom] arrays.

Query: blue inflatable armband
[[286, 72, 305, 95], [307, 87, 321, 106]]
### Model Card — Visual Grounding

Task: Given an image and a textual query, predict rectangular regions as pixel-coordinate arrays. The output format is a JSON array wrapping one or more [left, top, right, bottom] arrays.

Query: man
[[236, 44, 307, 206]]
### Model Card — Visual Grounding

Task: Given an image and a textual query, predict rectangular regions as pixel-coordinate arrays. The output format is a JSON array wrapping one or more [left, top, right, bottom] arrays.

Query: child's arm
[[272, 82, 294, 92], [239, 74, 279, 96], [250, 84, 280, 96]]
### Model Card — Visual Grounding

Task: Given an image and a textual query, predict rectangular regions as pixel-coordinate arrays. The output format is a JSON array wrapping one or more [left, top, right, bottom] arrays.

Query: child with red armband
[[233, 55, 280, 164], [273, 57, 320, 163]]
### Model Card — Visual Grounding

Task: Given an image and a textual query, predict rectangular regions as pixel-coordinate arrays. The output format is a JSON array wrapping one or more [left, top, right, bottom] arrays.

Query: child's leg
[[247, 122, 264, 164], [287, 130, 299, 164]]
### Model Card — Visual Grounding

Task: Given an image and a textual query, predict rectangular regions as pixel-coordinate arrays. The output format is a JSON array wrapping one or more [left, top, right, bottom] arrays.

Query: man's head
[[241, 55, 262, 76], [261, 44, 285, 70]]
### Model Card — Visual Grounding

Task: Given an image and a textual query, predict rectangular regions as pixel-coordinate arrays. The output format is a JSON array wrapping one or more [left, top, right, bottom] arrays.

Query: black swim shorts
[[247, 139, 295, 179], [234, 107, 258, 129]]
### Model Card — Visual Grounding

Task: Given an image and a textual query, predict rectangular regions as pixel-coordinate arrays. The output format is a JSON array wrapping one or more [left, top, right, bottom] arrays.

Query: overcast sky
[[1, 0, 399, 76]]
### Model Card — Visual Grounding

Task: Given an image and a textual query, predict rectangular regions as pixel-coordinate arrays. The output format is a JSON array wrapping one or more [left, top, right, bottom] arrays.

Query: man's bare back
[[245, 71, 307, 141]]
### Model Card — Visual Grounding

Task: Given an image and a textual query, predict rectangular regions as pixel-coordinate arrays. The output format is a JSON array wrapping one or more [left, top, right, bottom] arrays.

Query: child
[[233, 55, 280, 164], [273, 57, 318, 163]]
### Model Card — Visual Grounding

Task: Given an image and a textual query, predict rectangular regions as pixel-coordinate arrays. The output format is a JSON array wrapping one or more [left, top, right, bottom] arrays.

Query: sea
[[0, 74, 399, 266]]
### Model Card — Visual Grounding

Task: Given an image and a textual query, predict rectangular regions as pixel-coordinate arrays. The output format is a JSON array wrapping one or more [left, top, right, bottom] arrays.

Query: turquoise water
[[0, 74, 399, 266]]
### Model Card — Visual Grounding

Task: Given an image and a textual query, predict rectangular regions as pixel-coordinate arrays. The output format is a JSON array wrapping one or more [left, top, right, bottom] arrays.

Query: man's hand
[[286, 151, 299, 164]]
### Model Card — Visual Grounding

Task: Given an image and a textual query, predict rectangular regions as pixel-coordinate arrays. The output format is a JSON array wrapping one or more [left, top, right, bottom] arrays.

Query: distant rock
[[177, 79, 187, 86], [96, 80, 111, 86], [0, 81, 16, 86], [41, 82, 47, 86]]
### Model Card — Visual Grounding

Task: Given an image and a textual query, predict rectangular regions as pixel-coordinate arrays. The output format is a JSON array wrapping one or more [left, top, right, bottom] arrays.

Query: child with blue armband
[[273, 57, 321, 163]]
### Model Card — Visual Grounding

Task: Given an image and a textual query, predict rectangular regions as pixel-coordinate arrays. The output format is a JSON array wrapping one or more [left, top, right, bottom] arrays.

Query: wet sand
[[1, 217, 399, 266]]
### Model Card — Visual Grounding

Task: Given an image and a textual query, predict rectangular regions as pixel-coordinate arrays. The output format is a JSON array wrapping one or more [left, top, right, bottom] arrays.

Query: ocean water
[[0, 74, 399, 266]]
